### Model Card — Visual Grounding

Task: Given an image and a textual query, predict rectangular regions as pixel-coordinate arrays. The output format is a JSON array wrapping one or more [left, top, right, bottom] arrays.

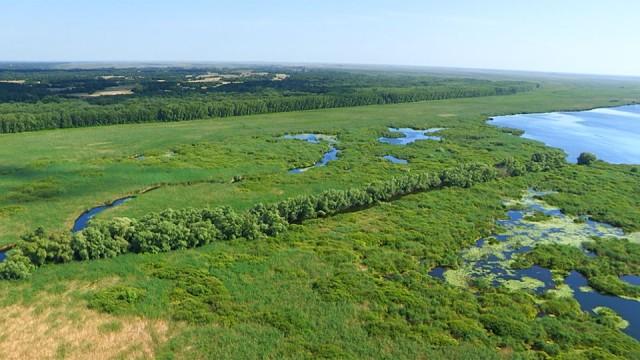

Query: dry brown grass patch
[[0, 280, 168, 359], [0, 303, 168, 359], [86, 89, 134, 97]]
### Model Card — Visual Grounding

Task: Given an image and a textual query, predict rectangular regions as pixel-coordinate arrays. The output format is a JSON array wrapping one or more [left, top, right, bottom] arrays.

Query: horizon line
[[0, 60, 639, 80]]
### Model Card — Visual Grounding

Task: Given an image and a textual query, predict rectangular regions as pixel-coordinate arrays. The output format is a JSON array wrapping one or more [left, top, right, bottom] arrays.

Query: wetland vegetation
[[0, 65, 639, 358]]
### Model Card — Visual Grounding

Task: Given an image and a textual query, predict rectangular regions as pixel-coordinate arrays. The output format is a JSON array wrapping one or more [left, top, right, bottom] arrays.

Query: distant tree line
[[0, 82, 536, 134], [0, 151, 566, 279]]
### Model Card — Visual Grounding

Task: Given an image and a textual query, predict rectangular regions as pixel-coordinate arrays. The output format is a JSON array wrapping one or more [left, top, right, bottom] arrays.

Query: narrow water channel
[[72, 197, 134, 232]]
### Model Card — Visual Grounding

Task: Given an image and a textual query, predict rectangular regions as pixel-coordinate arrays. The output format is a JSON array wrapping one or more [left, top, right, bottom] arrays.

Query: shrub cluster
[[0, 153, 564, 279], [577, 152, 597, 166], [497, 150, 565, 176]]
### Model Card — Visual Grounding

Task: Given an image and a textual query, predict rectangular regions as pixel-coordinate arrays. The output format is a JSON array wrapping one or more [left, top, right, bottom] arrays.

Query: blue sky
[[2, 0, 639, 76]]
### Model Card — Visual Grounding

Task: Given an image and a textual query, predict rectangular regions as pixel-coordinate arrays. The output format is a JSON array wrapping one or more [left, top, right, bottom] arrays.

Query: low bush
[[88, 285, 146, 314], [577, 152, 597, 165]]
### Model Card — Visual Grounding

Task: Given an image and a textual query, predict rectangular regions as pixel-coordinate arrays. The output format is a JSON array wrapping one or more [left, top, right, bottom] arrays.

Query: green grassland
[[3, 180, 639, 359], [1, 75, 640, 358], [1, 79, 639, 244]]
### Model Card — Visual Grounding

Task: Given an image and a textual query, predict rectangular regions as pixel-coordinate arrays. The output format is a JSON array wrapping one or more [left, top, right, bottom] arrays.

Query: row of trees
[[0, 152, 565, 279], [0, 83, 536, 134]]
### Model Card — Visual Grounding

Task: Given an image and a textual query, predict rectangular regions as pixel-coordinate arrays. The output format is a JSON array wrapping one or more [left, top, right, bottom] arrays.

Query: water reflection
[[383, 155, 408, 164], [72, 197, 134, 232], [378, 128, 444, 145], [621, 275, 640, 286], [566, 271, 640, 340], [430, 190, 638, 339], [282, 133, 340, 173], [489, 105, 640, 164]]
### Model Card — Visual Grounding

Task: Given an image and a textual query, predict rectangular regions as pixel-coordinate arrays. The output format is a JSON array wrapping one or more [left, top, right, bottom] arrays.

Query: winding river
[[282, 133, 340, 173], [72, 197, 134, 232]]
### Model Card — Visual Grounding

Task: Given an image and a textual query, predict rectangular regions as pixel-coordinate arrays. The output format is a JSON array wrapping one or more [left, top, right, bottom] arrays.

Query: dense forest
[[0, 67, 537, 133]]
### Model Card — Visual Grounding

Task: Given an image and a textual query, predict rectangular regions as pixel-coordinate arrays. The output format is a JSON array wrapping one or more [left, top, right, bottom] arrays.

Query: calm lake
[[489, 105, 640, 164]]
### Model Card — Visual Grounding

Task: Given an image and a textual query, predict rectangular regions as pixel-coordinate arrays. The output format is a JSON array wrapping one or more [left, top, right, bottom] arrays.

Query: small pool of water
[[383, 155, 408, 164], [429, 267, 447, 279], [283, 133, 340, 173], [567, 271, 640, 340], [432, 190, 638, 339], [72, 197, 134, 232], [378, 128, 444, 145], [289, 148, 340, 173], [511, 265, 556, 293], [454, 191, 623, 289], [282, 133, 336, 144], [489, 105, 640, 164]]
